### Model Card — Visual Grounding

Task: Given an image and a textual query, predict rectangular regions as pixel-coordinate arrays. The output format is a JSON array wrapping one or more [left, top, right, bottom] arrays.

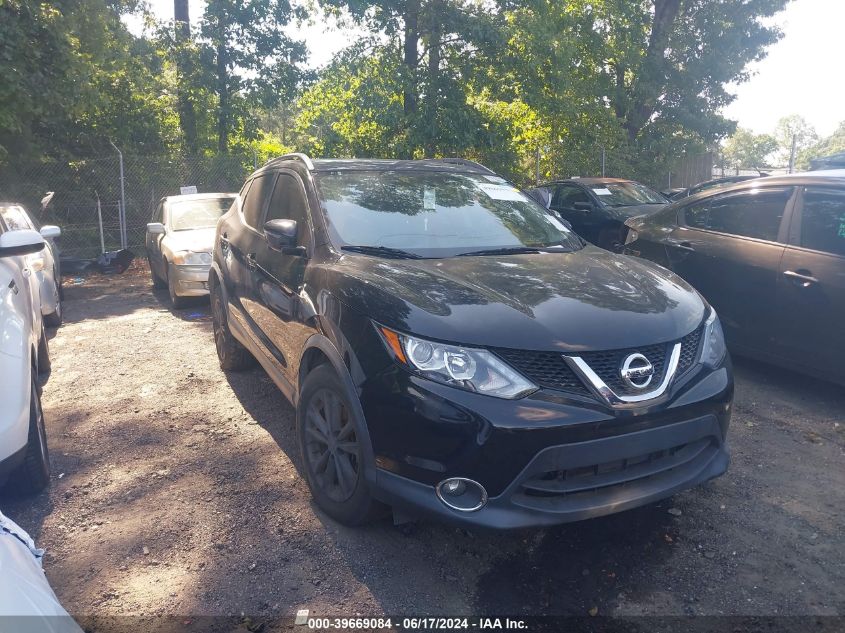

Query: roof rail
[[265, 152, 315, 170], [437, 158, 497, 175]]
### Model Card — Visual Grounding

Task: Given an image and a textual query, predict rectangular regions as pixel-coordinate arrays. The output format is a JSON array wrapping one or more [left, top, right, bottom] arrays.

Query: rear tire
[[297, 364, 382, 526], [210, 277, 254, 371], [8, 373, 51, 495]]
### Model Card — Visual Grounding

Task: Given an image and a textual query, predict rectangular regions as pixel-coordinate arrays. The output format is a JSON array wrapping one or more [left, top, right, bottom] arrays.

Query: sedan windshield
[[168, 198, 234, 231], [315, 171, 582, 258], [588, 182, 666, 207]]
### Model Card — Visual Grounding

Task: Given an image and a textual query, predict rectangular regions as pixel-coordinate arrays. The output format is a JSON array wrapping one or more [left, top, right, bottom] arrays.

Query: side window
[[684, 189, 790, 241], [551, 186, 589, 209], [266, 174, 310, 243], [0, 205, 34, 231], [241, 174, 276, 229], [799, 187, 845, 257]]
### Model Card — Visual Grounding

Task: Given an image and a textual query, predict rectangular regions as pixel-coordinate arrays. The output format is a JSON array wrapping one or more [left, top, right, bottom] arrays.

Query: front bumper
[[171, 264, 211, 297], [361, 360, 732, 529]]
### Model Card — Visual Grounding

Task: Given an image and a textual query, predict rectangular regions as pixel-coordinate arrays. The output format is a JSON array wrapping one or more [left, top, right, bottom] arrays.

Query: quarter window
[[799, 187, 845, 257], [683, 189, 790, 241], [241, 174, 276, 229]]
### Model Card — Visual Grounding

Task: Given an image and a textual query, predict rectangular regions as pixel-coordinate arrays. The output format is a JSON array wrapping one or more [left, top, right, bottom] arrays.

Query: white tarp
[[0, 510, 82, 633]]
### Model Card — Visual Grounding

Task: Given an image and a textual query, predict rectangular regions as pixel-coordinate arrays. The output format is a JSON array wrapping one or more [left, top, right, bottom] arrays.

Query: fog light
[[436, 477, 487, 512]]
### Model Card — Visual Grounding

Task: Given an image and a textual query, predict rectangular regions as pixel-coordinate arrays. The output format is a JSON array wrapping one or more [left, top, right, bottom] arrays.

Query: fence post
[[95, 191, 105, 254], [109, 141, 127, 249], [600, 146, 606, 177]]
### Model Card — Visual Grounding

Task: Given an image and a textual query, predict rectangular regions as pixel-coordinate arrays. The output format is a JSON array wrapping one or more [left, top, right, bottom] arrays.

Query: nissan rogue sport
[[210, 155, 733, 529]]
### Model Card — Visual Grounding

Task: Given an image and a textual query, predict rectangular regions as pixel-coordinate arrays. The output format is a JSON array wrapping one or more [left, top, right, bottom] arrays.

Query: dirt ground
[[3, 263, 844, 627]]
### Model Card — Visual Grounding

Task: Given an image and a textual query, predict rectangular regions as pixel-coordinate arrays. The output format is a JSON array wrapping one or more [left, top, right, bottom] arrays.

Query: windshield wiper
[[456, 246, 541, 257], [341, 245, 423, 259]]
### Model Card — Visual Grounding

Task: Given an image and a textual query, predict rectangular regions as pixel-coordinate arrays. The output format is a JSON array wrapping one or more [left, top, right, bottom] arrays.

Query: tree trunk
[[216, 35, 229, 154], [423, 3, 441, 158], [622, 0, 681, 140], [174, 0, 197, 153], [403, 0, 420, 116]]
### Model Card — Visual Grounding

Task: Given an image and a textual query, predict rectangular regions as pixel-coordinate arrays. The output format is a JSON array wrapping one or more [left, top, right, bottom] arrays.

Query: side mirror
[[40, 225, 61, 239], [573, 202, 593, 212], [0, 229, 45, 258], [147, 222, 166, 235], [264, 219, 304, 255]]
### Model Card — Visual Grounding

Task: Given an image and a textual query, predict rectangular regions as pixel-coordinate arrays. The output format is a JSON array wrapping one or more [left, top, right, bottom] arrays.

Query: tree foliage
[[722, 128, 778, 170]]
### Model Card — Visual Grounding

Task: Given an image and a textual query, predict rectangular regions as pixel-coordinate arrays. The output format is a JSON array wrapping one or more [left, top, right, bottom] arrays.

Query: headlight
[[377, 326, 537, 399], [624, 228, 638, 245], [700, 309, 726, 368], [172, 251, 211, 265]]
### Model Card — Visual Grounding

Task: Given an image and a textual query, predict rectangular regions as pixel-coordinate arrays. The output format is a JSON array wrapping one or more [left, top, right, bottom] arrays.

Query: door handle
[[670, 240, 695, 252], [246, 253, 257, 270], [783, 270, 818, 288]]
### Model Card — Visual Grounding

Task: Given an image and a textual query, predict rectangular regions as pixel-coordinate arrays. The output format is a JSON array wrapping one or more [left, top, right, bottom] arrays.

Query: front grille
[[517, 437, 714, 502], [579, 341, 669, 396], [491, 348, 591, 396], [493, 325, 704, 399]]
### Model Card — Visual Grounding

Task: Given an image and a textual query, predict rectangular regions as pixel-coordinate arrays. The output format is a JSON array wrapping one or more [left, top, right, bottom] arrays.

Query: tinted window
[[588, 182, 666, 207], [800, 187, 845, 256], [266, 174, 310, 242], [241, 174, 276, 229], [0, 205, 34, 231], [684, 189, 790, 241], [315, 171, 581, 257], [551, 185, 589, 209]]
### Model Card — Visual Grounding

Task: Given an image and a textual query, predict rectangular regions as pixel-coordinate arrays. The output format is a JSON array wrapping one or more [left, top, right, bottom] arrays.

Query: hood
[[327, 247, 706, 352], [164, 227, 216, 253], [604, 203, 666, 222]]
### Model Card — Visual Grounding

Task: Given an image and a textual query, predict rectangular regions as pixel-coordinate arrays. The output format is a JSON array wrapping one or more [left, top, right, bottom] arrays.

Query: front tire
[[297, 364, 381, 526], [44, 280, 62, 327], [166, 263, 188, 309], [210, 277, 254, 371], [149, 258, 166, 289], [8, 373, 51, 495]]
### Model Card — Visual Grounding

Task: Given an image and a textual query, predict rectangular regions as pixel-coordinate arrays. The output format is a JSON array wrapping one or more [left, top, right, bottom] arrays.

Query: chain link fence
[[0, 154, 252, 261]]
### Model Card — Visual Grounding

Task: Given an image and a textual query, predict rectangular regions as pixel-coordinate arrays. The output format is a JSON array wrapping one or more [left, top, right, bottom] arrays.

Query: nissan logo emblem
[[620, 353, 654, 390]]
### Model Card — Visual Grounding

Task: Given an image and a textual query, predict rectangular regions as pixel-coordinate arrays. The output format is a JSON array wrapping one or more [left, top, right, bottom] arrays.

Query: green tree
[[722, 128, 778, 170], [796, 121, 845, 170], [774, 114, 819, 167], [198, 0, 307, 154]]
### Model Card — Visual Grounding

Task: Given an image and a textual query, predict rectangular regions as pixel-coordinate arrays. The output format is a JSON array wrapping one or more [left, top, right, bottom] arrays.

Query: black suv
[[210, 155, 733, 529]]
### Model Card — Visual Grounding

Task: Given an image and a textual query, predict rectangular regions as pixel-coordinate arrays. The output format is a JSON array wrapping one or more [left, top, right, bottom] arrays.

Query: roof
[[542, 177, 634, 186], [678, 169, 845, 203], [163, 192, 236, 203], [263, 156, 497, 175]]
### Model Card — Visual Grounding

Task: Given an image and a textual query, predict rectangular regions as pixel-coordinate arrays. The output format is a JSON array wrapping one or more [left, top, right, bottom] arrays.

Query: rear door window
[[240, 174, 276, 230], [799, 187, 845, 256], [682, 188, 791, 241], [551, 185, 589, 209]]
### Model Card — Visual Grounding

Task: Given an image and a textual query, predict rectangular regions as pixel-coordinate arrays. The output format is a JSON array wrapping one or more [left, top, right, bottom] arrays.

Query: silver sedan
[[145, 193, 235, 307]]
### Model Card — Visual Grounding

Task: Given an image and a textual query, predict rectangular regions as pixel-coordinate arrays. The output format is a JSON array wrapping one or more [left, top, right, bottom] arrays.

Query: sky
[[126, 0, 845, 138]]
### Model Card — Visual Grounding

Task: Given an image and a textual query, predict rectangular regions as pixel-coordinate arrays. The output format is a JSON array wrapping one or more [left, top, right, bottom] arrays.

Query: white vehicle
[[0, 510, 82, 631], [0, 203, 63, 327], [0, 228, 51, 494]]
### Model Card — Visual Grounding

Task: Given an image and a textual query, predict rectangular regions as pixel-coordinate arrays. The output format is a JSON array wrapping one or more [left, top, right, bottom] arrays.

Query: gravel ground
[[2, 263, 843, 626]]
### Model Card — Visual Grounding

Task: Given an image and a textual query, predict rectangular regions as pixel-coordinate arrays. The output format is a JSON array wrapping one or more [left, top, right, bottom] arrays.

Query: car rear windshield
[[169, 198, 234, 231], [314, 171, 582, 257], [589, 182, 666, 207]]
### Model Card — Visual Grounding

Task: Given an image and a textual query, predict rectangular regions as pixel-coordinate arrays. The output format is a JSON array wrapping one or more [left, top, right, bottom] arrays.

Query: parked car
[[529, 178, 668, 251], [0, 228, 52, 495], [666, 175, 768, 201], [0, 510, 82, 630], [210, 154, 732, 530], [0, 203, 63, 326], [624, 169, 845, 385], [146, 193, 236, 307]]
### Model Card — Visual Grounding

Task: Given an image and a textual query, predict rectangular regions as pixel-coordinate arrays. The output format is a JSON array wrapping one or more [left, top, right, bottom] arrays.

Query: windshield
[[168, 198, 234, 231], [588, 182, 667, 207], [315, 171, 582, 257]]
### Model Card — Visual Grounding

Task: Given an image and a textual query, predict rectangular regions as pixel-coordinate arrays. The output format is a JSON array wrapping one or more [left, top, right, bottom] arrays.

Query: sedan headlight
[[624, 228, 638, 245], [377, 326, 537, 399], [172, 251, 211, 266], [700, 309, 727, 368]]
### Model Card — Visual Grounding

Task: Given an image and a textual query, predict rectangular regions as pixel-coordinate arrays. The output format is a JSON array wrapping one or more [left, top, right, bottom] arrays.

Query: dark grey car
[[624, 170, 845, 385], [529, 178, 667, 251]]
